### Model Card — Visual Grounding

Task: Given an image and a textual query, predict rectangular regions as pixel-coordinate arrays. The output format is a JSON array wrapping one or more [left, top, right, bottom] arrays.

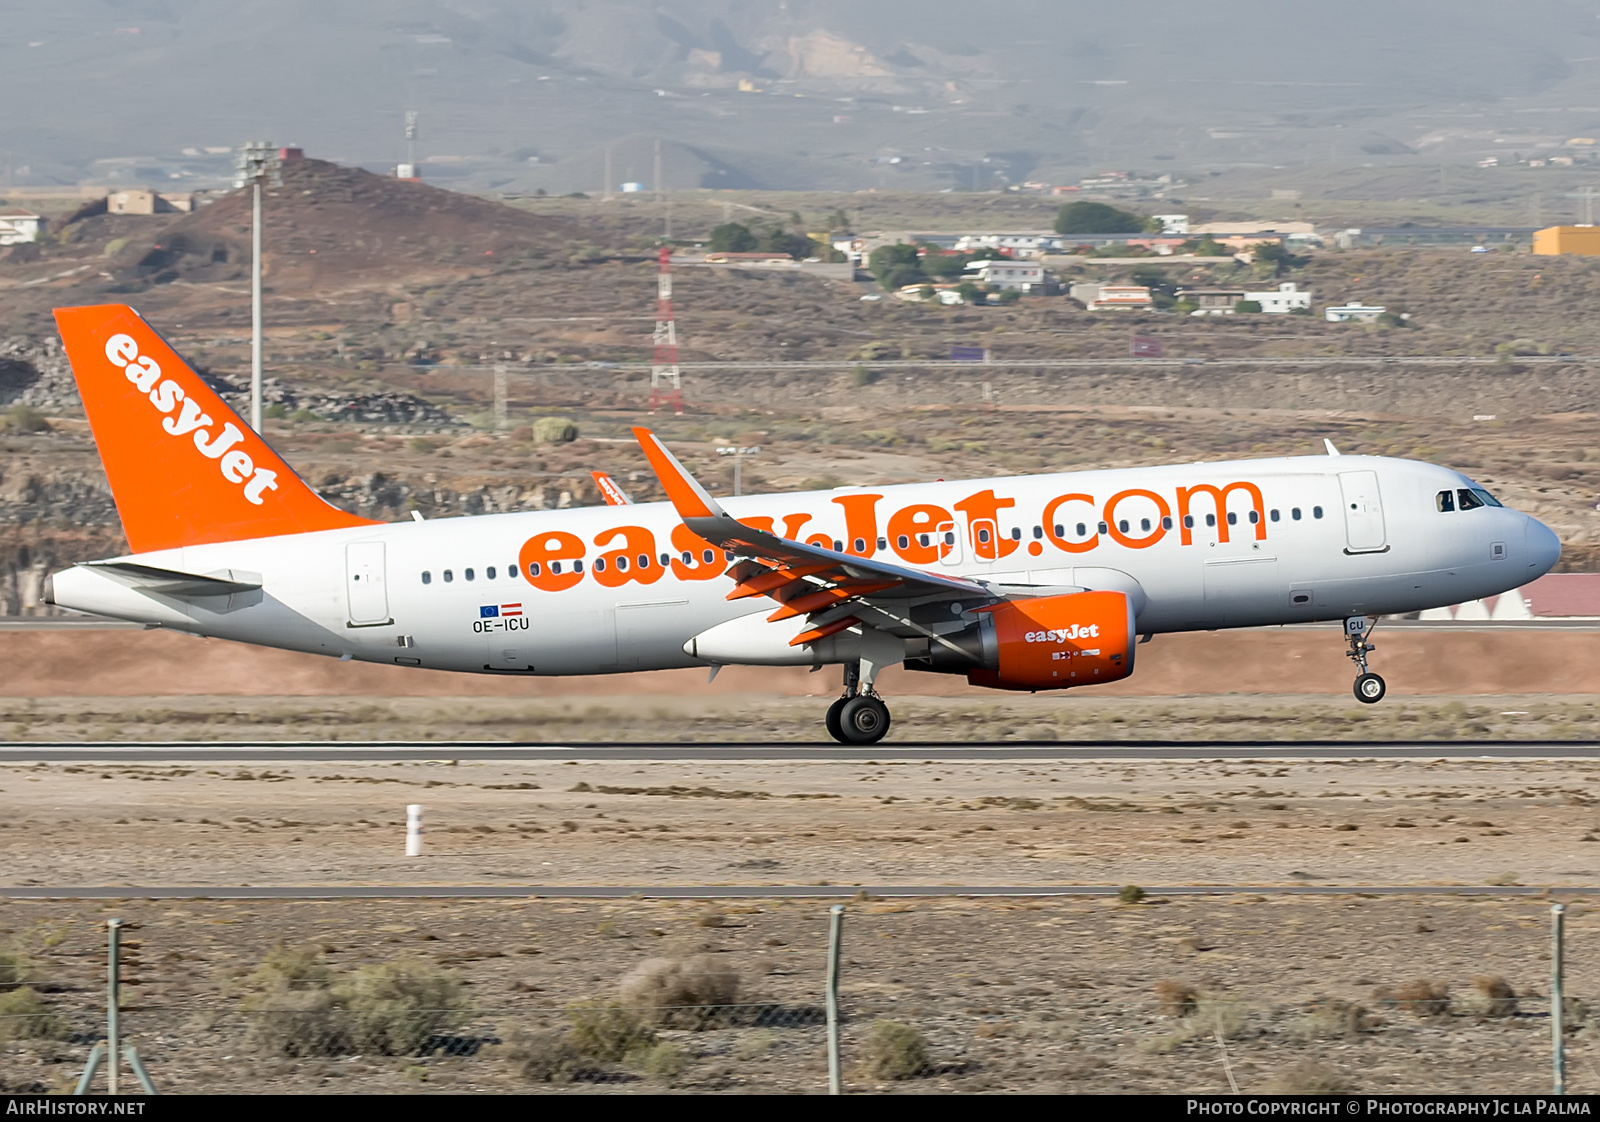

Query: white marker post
[[406, 804, 424, 857]]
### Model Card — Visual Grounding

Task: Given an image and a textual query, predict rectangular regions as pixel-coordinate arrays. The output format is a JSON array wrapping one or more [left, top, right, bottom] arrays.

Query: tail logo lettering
[[105, 333, 279, 506]]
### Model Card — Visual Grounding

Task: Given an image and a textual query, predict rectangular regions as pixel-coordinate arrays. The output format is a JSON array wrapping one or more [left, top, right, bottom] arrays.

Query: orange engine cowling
[[965, 590, 1135, 692]]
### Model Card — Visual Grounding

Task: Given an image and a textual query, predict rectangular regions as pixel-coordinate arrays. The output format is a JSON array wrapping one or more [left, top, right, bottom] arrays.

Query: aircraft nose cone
[[1527, 517, 1562, 577]]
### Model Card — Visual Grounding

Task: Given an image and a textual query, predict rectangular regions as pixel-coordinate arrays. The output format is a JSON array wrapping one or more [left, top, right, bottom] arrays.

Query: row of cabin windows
[[1437, 488, 1503, 513], [1052, 506, 1322, 539], [420, 548, 729, 585], [418, 505, 1332, 583]]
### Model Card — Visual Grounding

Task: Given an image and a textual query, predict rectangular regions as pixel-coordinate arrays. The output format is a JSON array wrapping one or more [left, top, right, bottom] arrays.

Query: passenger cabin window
[[510, 563, 518, 577], [528, 562, 542, 576], [1226, 512, 1237, 526], [464, 568, 475, 581], [854, 538, 866, 553], [703, 550, 716, 564], [1292, 508, 1302, 520], [1140, 518, 1152, 532], [1248, 511, 1259, 524], [443, 569, 454, 583], [897, 535, 911, 549], [1183, 515, 1194, 529], [573, 560, 584, 573], [1032, 526, 1044, 540], [1097, 522, 1108, 535], [1313, 506, 1324, 519], [1205, 514, 1216, 527], [421, 571, 432, 585], [486, 566, 497, 579], [1118, 520, 1130, 533], [1161, 516, 1173, 530], [977, 528, 991, 544], [1010, 527, 1021, 540], [1270, 509, 1280, 522], [638, 554, 651, 569], [1075, 522, 1086, 537], [594, 558, 608, 572]]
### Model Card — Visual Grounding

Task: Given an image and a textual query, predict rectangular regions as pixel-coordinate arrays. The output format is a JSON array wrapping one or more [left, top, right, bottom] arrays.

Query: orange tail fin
[[53, 304, 380, 554]]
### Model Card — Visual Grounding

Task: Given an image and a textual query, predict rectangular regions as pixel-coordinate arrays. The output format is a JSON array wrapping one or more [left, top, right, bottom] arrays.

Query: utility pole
[[717, 445, 759, 496], [654, 138, 662, 202], [234, 142, 281, 433], [404, 111, 419, 178], [603, 145, 613, 202]]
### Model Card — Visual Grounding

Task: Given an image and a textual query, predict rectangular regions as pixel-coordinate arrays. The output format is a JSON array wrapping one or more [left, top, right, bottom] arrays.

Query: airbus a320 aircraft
[[45, 305, 1561, 744]]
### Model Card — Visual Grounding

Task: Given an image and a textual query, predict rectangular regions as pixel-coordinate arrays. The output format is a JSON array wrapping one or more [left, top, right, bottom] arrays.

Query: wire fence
[[0, 900, 1592, 1095]]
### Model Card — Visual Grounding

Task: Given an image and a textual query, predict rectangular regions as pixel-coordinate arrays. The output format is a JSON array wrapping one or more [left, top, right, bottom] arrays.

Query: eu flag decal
[[479, 605, 500, 618]]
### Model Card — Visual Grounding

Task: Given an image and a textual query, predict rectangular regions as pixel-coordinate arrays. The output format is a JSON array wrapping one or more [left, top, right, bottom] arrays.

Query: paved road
[[428, 355, 1600, 372], [1, 739, 1597, 762], [0, 884, 1591, 900]]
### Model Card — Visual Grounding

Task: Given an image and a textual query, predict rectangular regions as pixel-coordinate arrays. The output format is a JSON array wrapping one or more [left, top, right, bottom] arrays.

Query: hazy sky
[[6, 1, 1600, 190]]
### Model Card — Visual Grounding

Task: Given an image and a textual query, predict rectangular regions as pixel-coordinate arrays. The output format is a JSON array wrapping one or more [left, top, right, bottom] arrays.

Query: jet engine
[[904, 589, 1135, 691]]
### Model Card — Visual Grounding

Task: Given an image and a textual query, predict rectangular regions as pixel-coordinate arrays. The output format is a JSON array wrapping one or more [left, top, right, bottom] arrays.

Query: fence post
[[107, 918, 121, 1096], [826, 903, 845, 1096], [1553, 902, 1567, 1095]]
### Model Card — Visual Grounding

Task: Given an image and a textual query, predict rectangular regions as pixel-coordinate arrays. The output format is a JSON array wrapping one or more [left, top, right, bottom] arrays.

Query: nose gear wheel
[[1344, 617, 1386, 704]]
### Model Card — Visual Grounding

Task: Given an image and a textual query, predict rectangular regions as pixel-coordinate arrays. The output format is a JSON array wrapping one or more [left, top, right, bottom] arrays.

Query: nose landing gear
[[825, 660, 893, 744], [1344, 616, 1386, 704]]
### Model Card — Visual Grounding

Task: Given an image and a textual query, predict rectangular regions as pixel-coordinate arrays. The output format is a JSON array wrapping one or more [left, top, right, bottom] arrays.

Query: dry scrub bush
[[863, 1020, 929, 1081], [533, 416, 578, 444], [636, 1040, 690, 1081], [0, 988, 66, 1042], [498, 1027, 585, 1084], [1472, 975, 1518, 1017], [618, 955, 740, 1025], [1294, 999, 1370, 1040], [0, 949, 28, 991], [565, 1000, 657, 1062], [337, 958, 471, 1055], [1264, 1061, 1354, 1094], [241, 944, 470, 1056], [1155, 980, 1199, 1018], [1374, 980, 1450, 1018]]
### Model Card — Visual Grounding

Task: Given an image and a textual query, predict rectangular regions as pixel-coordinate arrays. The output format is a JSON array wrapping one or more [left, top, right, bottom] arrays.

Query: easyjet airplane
[[45, 305, 1561, 744]]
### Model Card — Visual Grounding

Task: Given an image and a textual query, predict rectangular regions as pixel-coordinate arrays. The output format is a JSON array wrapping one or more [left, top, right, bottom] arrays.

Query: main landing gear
[[1344, 616, 1386, 704], [826, 661, 893, 744]]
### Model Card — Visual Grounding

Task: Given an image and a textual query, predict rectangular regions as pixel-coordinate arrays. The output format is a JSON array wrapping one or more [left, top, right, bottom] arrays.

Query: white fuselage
[[50, 454, 1560, 679]]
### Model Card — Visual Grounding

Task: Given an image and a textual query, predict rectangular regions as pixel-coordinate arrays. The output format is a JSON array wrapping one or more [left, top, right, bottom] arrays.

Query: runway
[[1, 738, 1598, 762], [0, 884, 1593, 900]]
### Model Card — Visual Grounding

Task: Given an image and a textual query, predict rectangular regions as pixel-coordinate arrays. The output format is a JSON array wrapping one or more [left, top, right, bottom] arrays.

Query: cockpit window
[[1436, 490, 1456, 512], [1457, 489, 1484, 511], [1473, 488, 1502, 508]]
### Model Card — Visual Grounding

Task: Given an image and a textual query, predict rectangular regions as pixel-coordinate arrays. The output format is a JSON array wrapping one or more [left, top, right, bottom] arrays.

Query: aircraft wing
[[633, 427, 991, 646]]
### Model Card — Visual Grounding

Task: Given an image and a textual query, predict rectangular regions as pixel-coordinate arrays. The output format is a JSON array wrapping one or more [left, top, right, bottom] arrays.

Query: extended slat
[[788, 616, 861, 647]]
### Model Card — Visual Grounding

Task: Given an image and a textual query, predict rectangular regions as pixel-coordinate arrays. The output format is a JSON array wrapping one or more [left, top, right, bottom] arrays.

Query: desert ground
[[0, 700, 1597, 1097]]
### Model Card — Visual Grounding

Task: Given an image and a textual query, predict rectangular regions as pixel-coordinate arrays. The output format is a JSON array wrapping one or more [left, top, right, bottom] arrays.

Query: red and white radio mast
[[648, 246, 683, 415]]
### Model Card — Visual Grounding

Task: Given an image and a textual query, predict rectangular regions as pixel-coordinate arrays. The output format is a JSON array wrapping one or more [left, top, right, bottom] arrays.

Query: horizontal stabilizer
[[84, 561, 263, 598]]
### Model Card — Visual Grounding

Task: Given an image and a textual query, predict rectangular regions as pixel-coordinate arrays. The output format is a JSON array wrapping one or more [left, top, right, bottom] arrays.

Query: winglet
[[631, 427, 726, 520], [1324, 438, 1341, 456], [591, 471, 633, 506]]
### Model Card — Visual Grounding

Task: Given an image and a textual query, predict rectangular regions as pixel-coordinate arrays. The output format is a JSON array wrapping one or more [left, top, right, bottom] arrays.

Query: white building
[[1324, 303, 1386, 323], [1244, 281, 1313, 314], [965, 259, 1045, 291], [0, 209, 42, 245], [1069, 282, 1153, 311], [953, 233, 1064, 258], [1151, 213, 1190, 234]]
